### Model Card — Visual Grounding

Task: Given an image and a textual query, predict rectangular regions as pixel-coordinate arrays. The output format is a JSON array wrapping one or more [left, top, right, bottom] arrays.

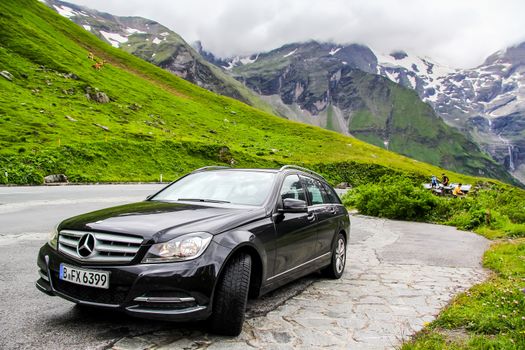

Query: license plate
[[59, 263, 110, 289]]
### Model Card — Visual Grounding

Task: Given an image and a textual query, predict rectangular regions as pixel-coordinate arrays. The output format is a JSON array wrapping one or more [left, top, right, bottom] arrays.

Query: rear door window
[[322, 182, 342, 204], [301, 176, 330, 205]]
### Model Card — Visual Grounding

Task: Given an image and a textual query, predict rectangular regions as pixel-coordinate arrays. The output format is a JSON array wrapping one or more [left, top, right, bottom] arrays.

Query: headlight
[[142, 232, 212, 263], [48, 225, 58, 250]]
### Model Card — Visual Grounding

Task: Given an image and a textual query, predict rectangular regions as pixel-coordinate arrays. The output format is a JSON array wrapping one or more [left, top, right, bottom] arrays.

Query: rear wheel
[[209, 253, 252, 336], [322, 233, 346, 279]]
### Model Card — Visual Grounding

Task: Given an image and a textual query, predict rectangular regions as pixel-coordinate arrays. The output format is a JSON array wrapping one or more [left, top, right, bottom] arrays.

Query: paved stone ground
[[111, 216, 489, 350]]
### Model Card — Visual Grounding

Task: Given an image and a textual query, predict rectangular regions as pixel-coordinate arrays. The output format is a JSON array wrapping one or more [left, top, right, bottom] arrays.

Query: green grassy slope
[[0, 0, 505, 185]]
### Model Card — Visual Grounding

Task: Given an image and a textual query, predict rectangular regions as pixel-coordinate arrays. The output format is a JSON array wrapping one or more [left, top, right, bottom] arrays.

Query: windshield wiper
[[177, 198, 231, 204]]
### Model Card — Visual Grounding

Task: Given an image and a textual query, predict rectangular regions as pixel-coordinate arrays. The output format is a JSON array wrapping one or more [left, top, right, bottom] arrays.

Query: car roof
[[192, 166, 327, 182]]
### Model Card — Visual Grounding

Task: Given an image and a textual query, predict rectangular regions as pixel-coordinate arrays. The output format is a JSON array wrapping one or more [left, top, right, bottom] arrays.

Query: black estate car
[[36, 165, 350, 335]]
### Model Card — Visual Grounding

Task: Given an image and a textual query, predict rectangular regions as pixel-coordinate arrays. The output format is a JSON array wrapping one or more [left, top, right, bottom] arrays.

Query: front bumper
[[36, 241, 230, 321]]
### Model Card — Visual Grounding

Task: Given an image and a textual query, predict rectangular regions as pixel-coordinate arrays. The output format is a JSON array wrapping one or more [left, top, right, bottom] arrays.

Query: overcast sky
[[65, 0, 525, 68]]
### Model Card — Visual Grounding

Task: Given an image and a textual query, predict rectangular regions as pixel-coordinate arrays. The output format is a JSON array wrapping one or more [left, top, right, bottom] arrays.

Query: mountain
[[0, 0, 481, 187], [43, 0, 274, 113], [26, 0, 516, 183], [212, 41, 511, 181], [374, 45, 525, 183]]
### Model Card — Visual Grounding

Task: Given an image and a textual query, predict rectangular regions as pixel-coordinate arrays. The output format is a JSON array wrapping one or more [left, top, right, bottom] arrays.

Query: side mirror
[[280, 198, 308, 213]]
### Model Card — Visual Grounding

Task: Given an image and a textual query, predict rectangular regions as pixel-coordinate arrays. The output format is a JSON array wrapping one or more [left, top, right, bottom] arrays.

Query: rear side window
[[322, 182, 342, 204], [301, 176, 330, 205], [280, 175, 306, 201]]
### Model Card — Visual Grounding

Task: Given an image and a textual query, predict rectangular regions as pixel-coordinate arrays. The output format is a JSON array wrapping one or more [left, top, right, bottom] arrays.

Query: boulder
[[44, 174, 68, 184], [85, 86, 110, 103], [1, 70, 13, 81], [218, 146, 233, 163], [94, 123, 109, 131], [335, 182, 352, 189]]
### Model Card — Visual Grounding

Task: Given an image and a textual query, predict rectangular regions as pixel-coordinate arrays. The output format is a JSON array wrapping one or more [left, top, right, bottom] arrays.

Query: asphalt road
[[0, 185, 488, 349], [0, 184, 164, 235]]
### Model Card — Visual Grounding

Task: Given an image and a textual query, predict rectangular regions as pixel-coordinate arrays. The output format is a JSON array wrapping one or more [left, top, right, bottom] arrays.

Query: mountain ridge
[[201, 39, 524, 184], [1, 0, 491, 187], [213, 40, 512, 181], [42, 0, 276, 114], [26, 0, 518, 184]]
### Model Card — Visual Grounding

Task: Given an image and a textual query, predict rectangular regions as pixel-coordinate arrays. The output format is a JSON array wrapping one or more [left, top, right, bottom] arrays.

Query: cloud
[[66, 0, 525, 68]]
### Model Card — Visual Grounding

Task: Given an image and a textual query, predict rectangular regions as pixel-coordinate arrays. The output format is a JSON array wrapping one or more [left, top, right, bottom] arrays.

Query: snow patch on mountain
[[82, 25, 91, 31], [222, 54, 258, 70], [223, 57, 240, 70], [100, 31, 128, 48], [240, 54, 258, 65], [152, 37, 162, 45], [283, 48, 297, 58], [52, 5, 77, 18], [125, 27, 146, 35], [376, 50, 456, 81], [329, 47, 341, 56]]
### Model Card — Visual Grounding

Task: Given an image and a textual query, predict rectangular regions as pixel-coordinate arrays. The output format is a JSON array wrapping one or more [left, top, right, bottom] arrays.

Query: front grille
[[58, 230, 143, 263], [52, 273, 128, 305]]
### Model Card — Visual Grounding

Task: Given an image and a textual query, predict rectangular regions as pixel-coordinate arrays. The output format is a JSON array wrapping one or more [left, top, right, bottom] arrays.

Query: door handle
[[307, 213, 316, 222]]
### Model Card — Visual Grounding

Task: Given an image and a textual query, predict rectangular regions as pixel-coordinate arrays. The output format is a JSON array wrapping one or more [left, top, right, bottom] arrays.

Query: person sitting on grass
[[453, 183, 464, 197]]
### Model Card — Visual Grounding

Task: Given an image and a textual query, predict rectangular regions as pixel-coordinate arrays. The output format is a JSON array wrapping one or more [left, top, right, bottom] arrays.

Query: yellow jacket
[[453, 186, 463, 196]]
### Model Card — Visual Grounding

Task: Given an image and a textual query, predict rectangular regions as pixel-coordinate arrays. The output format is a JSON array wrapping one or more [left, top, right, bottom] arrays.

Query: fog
[[65, 0, 525, 68]]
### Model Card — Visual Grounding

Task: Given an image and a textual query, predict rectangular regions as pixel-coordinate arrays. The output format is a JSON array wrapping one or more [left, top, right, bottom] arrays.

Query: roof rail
[[192, 166, 231, 173], [279, 165, 326, 180]]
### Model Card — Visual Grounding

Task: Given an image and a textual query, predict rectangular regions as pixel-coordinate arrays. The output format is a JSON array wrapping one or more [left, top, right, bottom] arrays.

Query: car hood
[[60, 200, 267, 242]]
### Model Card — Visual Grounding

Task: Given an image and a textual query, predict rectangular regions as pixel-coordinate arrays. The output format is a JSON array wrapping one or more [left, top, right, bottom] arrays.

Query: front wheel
[[322, 233, 346, 279], [209, 253, 252, 336]]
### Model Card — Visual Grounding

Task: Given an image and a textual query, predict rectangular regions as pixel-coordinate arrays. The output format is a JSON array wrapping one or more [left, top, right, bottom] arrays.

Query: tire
[[322, 233, 346, 279], [209, 253, 252, 336]]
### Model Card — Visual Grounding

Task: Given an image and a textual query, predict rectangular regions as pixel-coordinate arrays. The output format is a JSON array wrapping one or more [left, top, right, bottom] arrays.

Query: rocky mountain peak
[[483, 42, 525, 68], [389, 50, 408, 60], [374, 43, 525, 183]]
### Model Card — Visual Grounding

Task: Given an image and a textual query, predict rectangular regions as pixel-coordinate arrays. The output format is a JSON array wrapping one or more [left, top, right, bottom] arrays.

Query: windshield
[[151, 170, 276, 206]]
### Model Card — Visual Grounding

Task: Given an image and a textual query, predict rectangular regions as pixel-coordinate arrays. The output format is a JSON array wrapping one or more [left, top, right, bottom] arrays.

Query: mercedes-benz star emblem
[[77, 233, 96, 258]]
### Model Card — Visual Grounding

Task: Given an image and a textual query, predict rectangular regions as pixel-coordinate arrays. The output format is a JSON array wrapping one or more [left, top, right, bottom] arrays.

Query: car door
[[272, 174, 318, 277], [319, 181, 346, 252], [301, 176, 340, 254]]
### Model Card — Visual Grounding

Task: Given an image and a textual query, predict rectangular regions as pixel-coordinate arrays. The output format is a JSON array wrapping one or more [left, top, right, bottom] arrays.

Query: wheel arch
[[211, 237, 265, 305]]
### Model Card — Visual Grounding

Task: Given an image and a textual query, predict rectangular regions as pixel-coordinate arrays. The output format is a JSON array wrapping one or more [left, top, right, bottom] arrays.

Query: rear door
[[320, 181, 346, 252], [273, 174, 318, 277], [301, 176, 340, 254]]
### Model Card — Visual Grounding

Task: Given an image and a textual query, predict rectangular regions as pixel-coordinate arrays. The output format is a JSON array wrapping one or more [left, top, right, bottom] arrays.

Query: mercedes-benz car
[[36, 165, 350, 335]]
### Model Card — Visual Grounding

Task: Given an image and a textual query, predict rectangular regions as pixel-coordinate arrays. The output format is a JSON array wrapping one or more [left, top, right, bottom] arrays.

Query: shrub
[[342, 176, 525, 239], [341, 175, 438, 221]]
